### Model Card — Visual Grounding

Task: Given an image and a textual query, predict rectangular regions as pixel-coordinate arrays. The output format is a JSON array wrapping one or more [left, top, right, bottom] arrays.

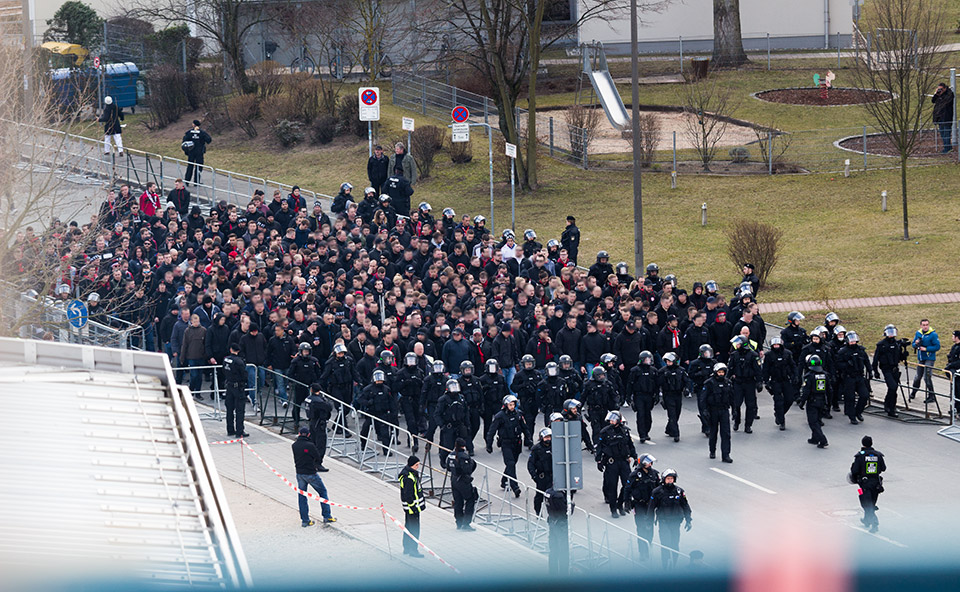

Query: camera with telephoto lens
[[896, 338, 911, 362]]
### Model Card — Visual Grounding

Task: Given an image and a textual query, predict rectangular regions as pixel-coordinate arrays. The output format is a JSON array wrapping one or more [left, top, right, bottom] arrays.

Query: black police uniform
[[595, 421, 637, 514], [850, 445, 886, 530], [798, 367, 830, 447], [320, 354, 360, 427], [647, 481, 692, 569], [702, 374, 734, 461], [583, 377, 618, 446], [836, 343, 872, 423], [478, 372, 509, 439], [780, 324, 808, 363], [288, 353, 321, 426], [486, 405, 527, 494], [420, 373, 446, 442], [798, 341, 836, 416], [559, 367, 584, 401], [435, 391, 469, 464], [561, 406, 594, 454], [540, 376, 568, 427], [729, 347, 761, 432], [657, 364, 687, 440], [527, 438, 553, 515], [356, 381, 399, 451], [627, 363, 659, 441], [623, 465, 660, 560], [448, 448, 477, 528], [687, 356, 713, 434], [763, 346, 797, 428], [872, 337, 902, 416], [305, 391, 333, 465], [459, 373, 484, 448], [223, 352, 248, 436], [397, 365, 426, 440], [513, 367, 543, 445]]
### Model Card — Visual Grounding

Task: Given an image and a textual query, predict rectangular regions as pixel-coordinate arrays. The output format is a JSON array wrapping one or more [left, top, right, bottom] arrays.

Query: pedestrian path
[[200, 416, 546, 577], [759, 292, 960, 315]]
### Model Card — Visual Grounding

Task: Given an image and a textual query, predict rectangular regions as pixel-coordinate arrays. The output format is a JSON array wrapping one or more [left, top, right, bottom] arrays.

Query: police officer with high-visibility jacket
[[398, 455, 426, 557], [595, 410, 637, 518], [797, 355, 830, 448], [486, 394, 527, 497], [849, 435, 886, 533], [223, 343, 249, 437]]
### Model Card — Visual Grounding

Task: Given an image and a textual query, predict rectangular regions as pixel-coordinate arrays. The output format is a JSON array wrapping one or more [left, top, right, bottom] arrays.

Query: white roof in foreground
[[0, 338, 251, 589]]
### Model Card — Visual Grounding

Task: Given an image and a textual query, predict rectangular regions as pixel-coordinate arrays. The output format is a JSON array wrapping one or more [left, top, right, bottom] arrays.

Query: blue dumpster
[[102, 62, 139, 109]]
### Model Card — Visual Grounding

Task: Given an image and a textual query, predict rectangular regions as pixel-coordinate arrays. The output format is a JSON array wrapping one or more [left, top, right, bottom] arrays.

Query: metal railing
[[9, 120, 335, 213], [251, 366, 680, 568]]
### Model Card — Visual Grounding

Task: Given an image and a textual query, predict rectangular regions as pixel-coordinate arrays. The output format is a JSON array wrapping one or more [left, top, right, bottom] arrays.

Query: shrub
[[411, 125, 444, 179], [336, 96, 365, 138], [143, 65, 185, 130], [728, 146, 750, 163], [449, 140, 473, 163], [286, 73, 324, 124], [310, 115, 337, 145], [260, 94, 299, 125], [725, 219, 784, 289], [274, 119, 305, 148], [251, 60, 285, 99], [621, 112, 663, 167], [228, 94, 259, 138], [565, 105, 602, 163]]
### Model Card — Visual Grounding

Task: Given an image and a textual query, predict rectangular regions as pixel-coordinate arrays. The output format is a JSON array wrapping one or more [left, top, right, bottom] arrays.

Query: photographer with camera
[[910, 319, 940, 403], [872, 325, 906, 418], [932, 82, 955, 153]]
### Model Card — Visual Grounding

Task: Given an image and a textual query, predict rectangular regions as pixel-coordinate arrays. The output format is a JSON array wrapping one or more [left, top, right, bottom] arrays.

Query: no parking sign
[[359, 87, 380, 121]]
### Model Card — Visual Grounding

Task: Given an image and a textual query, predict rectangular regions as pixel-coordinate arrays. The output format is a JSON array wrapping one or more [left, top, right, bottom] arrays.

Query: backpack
[[181, 140, 194, 155]]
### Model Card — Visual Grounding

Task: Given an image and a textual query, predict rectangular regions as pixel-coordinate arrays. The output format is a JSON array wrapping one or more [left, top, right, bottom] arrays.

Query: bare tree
[[851, 0, 949, 240], [127, 0, 269, 92], [725, 219, 783, 288], [712, 0, 748, 67], [565, 104, 602, 162], [679, 79, 736, 170], [623, 112, 662, 166], [274, 0, 348, 107]]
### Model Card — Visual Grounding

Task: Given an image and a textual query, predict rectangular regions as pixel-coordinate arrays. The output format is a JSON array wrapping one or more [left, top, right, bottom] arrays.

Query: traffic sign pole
[[368, 121, 373, 158], [505, 142, 517, 231], [358, 87, 380, 158]]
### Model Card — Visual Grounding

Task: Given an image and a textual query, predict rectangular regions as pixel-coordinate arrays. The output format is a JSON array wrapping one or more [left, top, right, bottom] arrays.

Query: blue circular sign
[[67, 299, 88, 329], [361, 89, 378, 105], [451, 106, 470, 122]]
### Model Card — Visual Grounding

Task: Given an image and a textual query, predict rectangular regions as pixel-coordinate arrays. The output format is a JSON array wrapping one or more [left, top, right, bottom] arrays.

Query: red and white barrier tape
[[209, 437, 461, 573]]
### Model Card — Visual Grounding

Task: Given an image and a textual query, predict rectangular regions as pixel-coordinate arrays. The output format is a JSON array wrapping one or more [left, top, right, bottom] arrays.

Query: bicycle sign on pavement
[[66, 299, 88, 329], [358, 87, 380, 121], [451, 105, 470, 123]]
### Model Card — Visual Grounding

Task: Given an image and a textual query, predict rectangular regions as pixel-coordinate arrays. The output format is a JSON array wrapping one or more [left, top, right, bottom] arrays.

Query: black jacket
[[850, 446, 886, 487], [579, 332, 609, 366], [239, 332, 268, 366], [612, 328, 644, 369], [292, 435, 324, 474], [647, 483, 691, 523], [627, 364, 659, 408], [872, 337, 901, 372], [527, 440, 553, 485], [702, 375, 733, 409], [399, 465, 426, 515], [288, 353, 321, 385], [762, 347, 796, 384], [367, 154, 390, 189], [486, 407, 526, 447], [384, 175, 414, 216], [182, 127, 212, 158], [596, 423, 636, 463], [624, 466, 660, 511], [933, 86, 955, 123], [267, 334, 296, 370], [728, 347, 761, 383], [100, 103, 123, 135]]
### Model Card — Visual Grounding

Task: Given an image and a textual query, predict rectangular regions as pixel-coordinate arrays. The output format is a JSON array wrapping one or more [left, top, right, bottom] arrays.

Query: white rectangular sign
[[505, 142, 517, 158], [402, 117, 415, 131], [451, 123, 470, 143], [358, 87, 380, 121]]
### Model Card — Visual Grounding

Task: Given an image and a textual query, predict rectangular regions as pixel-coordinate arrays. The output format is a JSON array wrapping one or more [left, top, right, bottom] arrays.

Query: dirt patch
[[837, 129, 956, 157], [755, 87, 892, 106]]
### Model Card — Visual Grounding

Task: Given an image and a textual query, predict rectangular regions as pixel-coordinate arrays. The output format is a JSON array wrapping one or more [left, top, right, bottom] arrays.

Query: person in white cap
[[98, 96, 124, 156]]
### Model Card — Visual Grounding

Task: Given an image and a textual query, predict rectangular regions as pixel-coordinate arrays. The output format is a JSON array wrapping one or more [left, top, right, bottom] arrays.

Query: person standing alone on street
[[850, 435, 886, 533], [624, 454, 660, 560], [100, 96, 124, 156], [293, 426, 337, 527], [182, 120, 212, 187], [932, 82, 955, 153], [399, 455, 426, 557]]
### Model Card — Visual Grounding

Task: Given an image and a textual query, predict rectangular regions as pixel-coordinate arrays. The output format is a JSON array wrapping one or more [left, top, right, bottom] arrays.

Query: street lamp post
[[631, 0, 644, 273]]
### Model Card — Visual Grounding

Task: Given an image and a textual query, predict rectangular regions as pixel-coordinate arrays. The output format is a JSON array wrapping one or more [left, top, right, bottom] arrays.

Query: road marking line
[[709, 468, 777, 494], [845, 523, 908, 548]]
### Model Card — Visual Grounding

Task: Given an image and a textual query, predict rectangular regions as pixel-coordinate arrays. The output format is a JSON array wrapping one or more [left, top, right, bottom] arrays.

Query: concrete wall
[[578, 0, 854, 50]]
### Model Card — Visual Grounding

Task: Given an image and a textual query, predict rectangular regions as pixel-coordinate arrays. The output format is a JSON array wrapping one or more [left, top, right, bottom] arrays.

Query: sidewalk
[[200, 416, 547, 577], [759, 292, 960, 315]]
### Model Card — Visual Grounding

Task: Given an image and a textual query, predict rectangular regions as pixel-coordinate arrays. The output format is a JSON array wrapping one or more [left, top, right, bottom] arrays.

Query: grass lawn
[[81, 68, 960, 305]]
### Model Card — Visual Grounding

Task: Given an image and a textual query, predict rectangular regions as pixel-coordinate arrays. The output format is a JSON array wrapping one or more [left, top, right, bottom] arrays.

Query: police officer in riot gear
[[872, 325, 903, 418], [623, 454, 660, 560], [644, 263, 663, 292], [600, 353, 624, 405], [658, 352, 687, 442], [781, 311, 808, 363], [562, 398, 594, 453], [647, 468, 692, 569], [527, 427, 553, 515], [797, 355, 830, 448], [478, 358, 509, 439], [458, 360, 484, 448], [558, 355, 583, 401], [763, 337, 797, 430], [595, 410, 637, 518], [223, 343, 249, 437], [449, 437, 478, 530], [486, 395, 527, 497], [305, 383, 332, 471], [702, 363, 734, 463], [583, 366, 618, 446], [850, 435, 886, 533], [836, 332, 872, 425], [289, 342, 322, 429], [397, 352, 425, 451], [421, 360, 447, 444], [627, 351, 659, 442], [320, 343, 360, 431], [799, 328, 835, 418], [728, 335, 761, 433], [513, 354, 544, 447], [541, 362, 569, 427], [589, 251, 614, 284], [687, 345, 714, 436], [356, 369, 398, 453], [435, 378, 469, 464]]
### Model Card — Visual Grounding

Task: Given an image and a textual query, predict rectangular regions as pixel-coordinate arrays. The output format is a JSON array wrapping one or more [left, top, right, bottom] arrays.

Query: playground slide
[[588, 70, 630, 131]]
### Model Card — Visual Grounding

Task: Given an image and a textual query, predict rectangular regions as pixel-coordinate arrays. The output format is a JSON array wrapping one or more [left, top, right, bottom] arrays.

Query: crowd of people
[[6, 157, 959, 563]]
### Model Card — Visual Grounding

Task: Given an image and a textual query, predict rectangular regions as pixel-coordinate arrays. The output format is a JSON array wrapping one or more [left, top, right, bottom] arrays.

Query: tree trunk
[[900, 154, 909, 240], [712, 0, 749, 67]]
